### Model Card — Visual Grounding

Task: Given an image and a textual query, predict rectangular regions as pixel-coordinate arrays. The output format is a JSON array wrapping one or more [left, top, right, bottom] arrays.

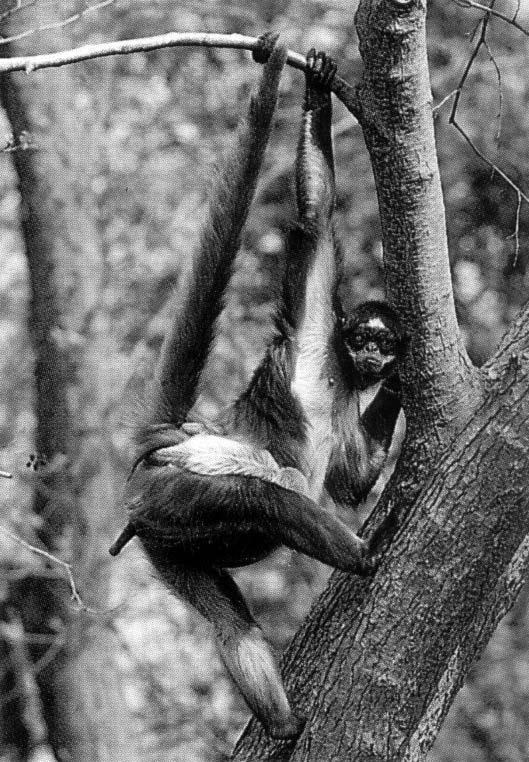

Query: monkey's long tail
[[147, 551, 303, 740], [141, 40, 288, 439]]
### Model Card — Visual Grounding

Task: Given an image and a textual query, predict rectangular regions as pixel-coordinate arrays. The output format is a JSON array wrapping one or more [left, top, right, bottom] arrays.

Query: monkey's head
[[340, 301, 402, 389]]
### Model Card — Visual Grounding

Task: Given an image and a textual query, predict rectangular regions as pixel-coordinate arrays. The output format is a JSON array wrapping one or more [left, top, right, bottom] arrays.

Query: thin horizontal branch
[[0, 32, 278, 73], [0, 31, 361, 115]]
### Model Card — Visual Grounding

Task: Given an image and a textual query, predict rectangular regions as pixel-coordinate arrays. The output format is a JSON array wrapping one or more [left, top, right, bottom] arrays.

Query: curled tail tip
[[250, 40, 288, 122], [109, 523, 136, 556], [252, 32, 288, 68]]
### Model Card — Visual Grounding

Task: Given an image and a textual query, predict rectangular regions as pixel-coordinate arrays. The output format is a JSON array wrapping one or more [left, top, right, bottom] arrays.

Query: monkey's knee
[[217, 626, 304, 739]]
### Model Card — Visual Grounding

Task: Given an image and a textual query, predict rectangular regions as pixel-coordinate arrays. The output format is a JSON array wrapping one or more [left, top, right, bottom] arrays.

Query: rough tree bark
[[232, 1, 529, 760]]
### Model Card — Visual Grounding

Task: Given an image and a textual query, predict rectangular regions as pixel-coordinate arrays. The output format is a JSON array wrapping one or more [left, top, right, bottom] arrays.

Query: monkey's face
[[342, 316, 398, 386]]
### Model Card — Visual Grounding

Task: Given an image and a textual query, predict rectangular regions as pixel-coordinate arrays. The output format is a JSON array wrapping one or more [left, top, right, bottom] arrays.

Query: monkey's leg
[[148, 554, 303, 739], [271, 487, 370, 574], [361, 373, 402, 453]]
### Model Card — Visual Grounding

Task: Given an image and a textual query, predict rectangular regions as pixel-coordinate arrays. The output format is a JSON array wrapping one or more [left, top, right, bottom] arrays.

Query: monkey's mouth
[[363, 357, 384, 373], [354, 354, 395, 378]]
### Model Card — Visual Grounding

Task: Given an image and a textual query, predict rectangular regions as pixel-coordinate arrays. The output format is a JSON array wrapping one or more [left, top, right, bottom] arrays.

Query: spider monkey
[[110, 38, 402, 739], [327, 298, 403, 508]]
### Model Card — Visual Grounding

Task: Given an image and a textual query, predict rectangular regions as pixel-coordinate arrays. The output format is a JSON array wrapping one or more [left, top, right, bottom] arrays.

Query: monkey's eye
[[378, 337, 396, 355], [349, 334, 365, 351]]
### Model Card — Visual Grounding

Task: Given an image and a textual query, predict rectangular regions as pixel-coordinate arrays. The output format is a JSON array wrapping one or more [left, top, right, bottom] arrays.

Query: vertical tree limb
[[0, 32, 138, 758], [354, 0, 478, 438]]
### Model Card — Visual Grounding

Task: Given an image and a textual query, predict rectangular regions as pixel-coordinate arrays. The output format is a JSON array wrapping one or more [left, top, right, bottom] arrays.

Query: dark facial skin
[[343, 321, 398, 385]]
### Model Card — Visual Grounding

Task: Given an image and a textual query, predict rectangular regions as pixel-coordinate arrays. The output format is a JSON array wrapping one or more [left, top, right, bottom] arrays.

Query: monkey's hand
[[252, 31, 280, 63], [305, 49, 337, 111]]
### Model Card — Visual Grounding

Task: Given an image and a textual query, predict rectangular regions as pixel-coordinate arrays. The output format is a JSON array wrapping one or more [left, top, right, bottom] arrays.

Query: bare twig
[[0, 32, 300, 73], [449, 2, 529, 263], [0, 611, 58, 760], [432, 88, 458, 116], [483, 38, 502, 144], [0, 525, 95, 612], [0, 0, 116, 46], [0, 0, 36, 24], [452, 0, 529, 36]]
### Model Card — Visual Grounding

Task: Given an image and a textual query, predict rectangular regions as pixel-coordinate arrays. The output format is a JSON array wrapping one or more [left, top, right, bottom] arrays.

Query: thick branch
[[232, 304, 529, 762], [0, 70, 70, 543], [354, 0, 476, 435]]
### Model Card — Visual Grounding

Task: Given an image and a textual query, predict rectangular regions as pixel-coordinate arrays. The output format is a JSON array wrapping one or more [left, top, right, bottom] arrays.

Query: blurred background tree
[[0, 0, 527, 759]]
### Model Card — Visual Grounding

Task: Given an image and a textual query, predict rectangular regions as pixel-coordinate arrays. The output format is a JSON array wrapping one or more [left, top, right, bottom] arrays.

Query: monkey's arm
[[274, 50, 338, 337], [138, 37, 287, 446], [295, 49, 336, 225], [361, 372, 402, 454], [228, 52, 339, 468], [326, 373, 402, 508], [279, 51, 338, 327]]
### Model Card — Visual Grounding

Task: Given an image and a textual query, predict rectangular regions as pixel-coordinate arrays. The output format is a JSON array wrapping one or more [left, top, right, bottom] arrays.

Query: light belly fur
[[290, 237, 336, 501]]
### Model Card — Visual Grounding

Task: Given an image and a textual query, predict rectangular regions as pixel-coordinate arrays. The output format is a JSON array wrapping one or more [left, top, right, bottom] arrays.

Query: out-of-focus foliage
[[0, 0, 528, 759]]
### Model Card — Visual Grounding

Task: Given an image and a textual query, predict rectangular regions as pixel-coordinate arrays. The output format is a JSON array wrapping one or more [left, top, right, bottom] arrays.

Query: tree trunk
[[0, 29, 138, 762], [232, 1, 529, 760]]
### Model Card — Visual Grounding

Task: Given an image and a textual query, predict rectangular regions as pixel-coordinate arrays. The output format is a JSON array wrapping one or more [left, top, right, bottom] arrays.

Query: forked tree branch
[[451, 0, 528, 36], [447, 0, 529, 263], [0, 525, 94, 612]]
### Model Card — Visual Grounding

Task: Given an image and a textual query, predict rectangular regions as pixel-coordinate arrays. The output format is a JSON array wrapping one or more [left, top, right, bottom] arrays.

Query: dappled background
[[0, 0, 528, 759]]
